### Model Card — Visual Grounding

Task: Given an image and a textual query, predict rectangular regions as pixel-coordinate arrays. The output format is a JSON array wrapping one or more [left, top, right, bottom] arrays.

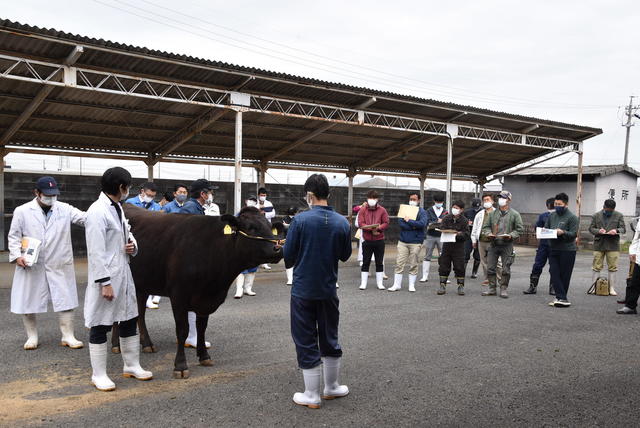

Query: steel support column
[[234, 110, 243, 215], [576, 144, 584, 247], [147, 161, 154, 182], [419, 175, 426, 208], [347, 171, 355, 223], [0, 149, 5, 251], [445, 125, 458, 210]]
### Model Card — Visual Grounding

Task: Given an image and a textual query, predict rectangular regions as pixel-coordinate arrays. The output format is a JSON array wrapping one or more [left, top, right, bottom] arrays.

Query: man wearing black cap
[[8, 176, 86, 350], [178, 178, 212, 349]]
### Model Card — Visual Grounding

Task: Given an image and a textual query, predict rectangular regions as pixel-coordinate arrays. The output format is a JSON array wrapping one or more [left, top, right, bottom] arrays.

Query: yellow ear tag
[[272, 228, 278, 236], [224, 225, 233, 235]]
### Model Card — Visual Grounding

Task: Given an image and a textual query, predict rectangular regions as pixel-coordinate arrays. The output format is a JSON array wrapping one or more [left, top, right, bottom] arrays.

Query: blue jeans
[[531, 243, 550, 277], [290, 295, 342, 369], [549, 250, 576, 300]]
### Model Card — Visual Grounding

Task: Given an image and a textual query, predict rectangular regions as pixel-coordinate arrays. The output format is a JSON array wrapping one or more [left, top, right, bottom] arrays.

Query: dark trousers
[[362, 240, 385, 272], [531, 243, 551, 277], [549, 250, 576, 301], [290, 295, 342, 370], [464, 239, 480, 263], [624, 263, 640, 309], [439, 242, 466, 279], [89, 317, 138, 344]]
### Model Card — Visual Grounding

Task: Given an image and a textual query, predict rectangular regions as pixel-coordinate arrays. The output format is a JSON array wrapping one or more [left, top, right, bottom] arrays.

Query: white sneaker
[[293, 366, 322, 409]]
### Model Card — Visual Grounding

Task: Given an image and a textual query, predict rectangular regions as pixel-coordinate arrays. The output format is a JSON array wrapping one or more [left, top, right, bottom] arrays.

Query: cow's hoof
[[172, 369, 190, 379], [142, 345, 157, 353], [111, 346, 121, 354], [199, 359, 214, 367]]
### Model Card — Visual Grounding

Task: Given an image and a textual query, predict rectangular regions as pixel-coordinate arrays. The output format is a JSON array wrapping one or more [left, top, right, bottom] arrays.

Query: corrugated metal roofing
[[505, 165, 640, 178], [0, 19, 603, 180]]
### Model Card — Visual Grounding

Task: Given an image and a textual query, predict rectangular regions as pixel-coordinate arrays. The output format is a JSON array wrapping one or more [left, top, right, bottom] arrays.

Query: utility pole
[[623, 95, 639, 166]]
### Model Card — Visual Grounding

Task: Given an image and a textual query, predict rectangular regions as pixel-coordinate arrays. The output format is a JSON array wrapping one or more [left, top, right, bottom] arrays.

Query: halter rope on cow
[[236, 230, 286, 248]]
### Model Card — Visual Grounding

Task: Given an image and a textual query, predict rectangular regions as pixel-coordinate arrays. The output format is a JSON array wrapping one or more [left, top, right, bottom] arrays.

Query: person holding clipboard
[[357, 190, 390, 290]]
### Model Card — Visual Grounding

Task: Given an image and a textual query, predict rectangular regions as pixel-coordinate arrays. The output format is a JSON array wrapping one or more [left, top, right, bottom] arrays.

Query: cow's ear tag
[[224, 225, 234, 235], [272, 228, 278, 236]]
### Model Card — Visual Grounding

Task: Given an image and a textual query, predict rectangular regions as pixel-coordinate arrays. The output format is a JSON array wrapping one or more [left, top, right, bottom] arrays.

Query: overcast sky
[[2, 0, 639, 186]]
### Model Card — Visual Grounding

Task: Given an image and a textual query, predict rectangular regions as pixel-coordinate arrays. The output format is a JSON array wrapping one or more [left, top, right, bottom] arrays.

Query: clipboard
[[535, 227, 557, 239], [361, 224, 380, 230], [398, 204, 419, 221], [21, 236, 42, 266]]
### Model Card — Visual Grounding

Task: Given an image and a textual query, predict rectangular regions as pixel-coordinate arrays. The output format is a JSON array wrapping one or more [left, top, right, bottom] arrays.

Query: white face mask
[[451, 207, 461, 216], [434, 203, 443, 209], [408, 200, 418, 207], [206, 194, 213, 204], [259, 196, 266, 202], [141, 195, 153, 203], [246, 200, 257, 207], [39, 195, 57, 206], [367, 199, 377, 207], [483, 202, 493, 209], [498, 198, 508, 207], [120, 187, 130, 201]]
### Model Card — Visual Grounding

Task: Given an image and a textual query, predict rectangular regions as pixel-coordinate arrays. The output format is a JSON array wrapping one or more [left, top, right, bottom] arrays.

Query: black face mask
[[603, 210, 613, 217]]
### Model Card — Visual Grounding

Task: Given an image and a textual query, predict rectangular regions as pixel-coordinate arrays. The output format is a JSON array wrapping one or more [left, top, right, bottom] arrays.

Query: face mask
[[306, 192, 314, 208], [451, 207, 461, 216], [555, 206, 566, 215], [175, 194, 187, 203], [246, 200, 257, 207], [367, 199, 377, 207], [408, 200, 418, 207], [603, 210, 612, 217], [483, 202, 493, 209], [435, 203, 443, 209], [120, 187, 130, 201], [259, 196, 266, 202], [498, 198, 508, 207], [142, 195, 153, 203], [206, 194, 213, 204], [548, 209, 555, 213], [39, 195, 57, 206]]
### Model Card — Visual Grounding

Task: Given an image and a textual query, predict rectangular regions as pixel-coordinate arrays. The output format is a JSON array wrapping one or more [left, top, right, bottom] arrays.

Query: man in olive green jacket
[[588, 199, 626, 295], [481, 190, 524, 298], [545, 192, 579, 307]]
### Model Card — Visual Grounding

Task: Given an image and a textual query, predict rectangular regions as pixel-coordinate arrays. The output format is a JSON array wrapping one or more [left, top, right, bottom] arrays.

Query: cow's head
[[221, 207, 285, 264]]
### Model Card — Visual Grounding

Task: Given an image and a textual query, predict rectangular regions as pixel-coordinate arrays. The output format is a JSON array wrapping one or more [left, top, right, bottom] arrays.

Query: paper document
[[354, 229, 362, 240], [536, 227, 557, 239], [397, 204, 419, 221], [440, 232, 457, 243], [21, 236, 42, 266]]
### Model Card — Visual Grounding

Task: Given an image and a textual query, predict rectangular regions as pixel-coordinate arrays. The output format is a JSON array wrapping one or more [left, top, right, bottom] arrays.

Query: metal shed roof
[[504, 165, 640, 178], [0, 19, 602, 181]]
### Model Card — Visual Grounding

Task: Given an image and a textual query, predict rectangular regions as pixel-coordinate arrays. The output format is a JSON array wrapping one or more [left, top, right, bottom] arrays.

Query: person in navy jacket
[[388, 191, 427, 292], [284, 174, 352, 409]]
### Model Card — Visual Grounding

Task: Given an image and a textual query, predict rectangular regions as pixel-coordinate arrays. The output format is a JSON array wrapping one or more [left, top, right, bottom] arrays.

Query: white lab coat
[[628, 219, 640, 266], [259, 199, 275, 222], [8, 199, 86, 314], [84, 192, 139, 328], [470, 208, 495, 244], [204, 202, 220, 216]]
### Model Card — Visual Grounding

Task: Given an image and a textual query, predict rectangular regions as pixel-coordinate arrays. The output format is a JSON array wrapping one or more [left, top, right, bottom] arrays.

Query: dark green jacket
[[588, 210, 626, 252], [481, 207, 524, 244], [545, 209, 579, 251]]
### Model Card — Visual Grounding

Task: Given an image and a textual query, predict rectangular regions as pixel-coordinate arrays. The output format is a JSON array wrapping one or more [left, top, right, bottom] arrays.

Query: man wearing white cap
[[8, 176, 86, 350]]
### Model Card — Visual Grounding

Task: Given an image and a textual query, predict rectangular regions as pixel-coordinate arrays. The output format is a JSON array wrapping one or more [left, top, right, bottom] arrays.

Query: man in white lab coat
[[258, 187, 275, 270], [8, 176, 86, 350], [84, 167, 152, 391]]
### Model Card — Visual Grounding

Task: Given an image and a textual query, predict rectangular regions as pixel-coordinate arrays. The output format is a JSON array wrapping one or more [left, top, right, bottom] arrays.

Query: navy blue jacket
[[284, 206, 352, 300], [536, 211, 551, 247], [179, 198, 205, 215], [425, 206, 448, 237], [162, 199, 184, 214], [398, 207, 427, 243]]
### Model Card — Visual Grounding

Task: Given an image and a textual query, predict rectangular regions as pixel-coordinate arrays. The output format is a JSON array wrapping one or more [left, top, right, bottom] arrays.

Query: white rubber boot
[[261, 263, 272, 270], [58, 310, 84, 349], [89, 342, 116, 391], [185, 311, 211, 349], [146, 295, 159, 309], [420, 260, 430, 282], [408, 274, 417, 292], [286, 267, 293, 285], [120, 335, 153, 381], [359, 272, 368, 290], [376, 272, 386, 290], [322, 357, 349, 399], [152, 295, 161, 305], [244, 273, 257, 296], [608, 271, 618, 296], [22, 313, 38, 350], [293, 365, 322, 409], [234, 274, 244, 299], [388, 273, 403, 292]]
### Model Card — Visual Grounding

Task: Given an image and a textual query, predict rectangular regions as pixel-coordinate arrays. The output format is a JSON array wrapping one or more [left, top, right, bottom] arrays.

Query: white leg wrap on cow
[[234, 275, 244, 299], [244, 273, 257, 296], [185, 311, 211, 348], [359, 272, 368, 290], [286, 268, 293, 285], [22, 313, 38, 350], [120, 335, 153, 381], [293, 365, 322, 409], [89, 342, 116, 391], [322, 357, 349, 399], [58, 310, 83, 349], [376, 272, 386, 290]]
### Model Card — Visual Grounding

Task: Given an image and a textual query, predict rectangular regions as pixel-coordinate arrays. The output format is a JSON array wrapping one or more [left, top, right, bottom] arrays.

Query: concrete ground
[[0, 246, 638, 427]]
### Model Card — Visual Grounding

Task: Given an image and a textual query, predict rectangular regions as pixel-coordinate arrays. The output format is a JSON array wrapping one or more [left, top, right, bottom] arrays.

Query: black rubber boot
[[471, 260, 480, 279], [524, 275, 539, 294]]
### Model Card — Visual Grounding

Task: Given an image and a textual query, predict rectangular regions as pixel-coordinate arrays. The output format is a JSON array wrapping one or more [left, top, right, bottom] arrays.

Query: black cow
[[115, 205, 284, 378]]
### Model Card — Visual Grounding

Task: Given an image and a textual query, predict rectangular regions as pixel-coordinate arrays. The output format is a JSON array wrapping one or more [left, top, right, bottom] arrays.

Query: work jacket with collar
[[589, 210, 626, 252]]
